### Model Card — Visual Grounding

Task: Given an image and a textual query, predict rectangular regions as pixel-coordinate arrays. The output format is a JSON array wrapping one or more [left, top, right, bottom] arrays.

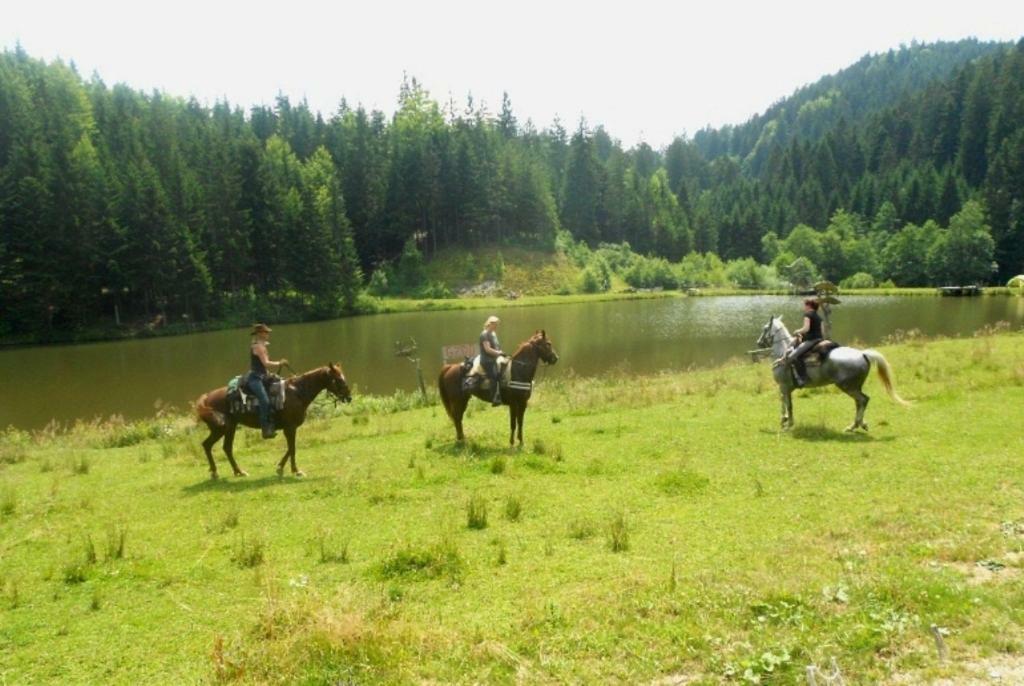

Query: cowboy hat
[[250, 323, 272, 335]]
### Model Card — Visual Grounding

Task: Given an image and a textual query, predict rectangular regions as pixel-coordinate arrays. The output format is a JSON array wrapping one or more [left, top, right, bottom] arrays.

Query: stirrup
[[261, 426, 277, 439]]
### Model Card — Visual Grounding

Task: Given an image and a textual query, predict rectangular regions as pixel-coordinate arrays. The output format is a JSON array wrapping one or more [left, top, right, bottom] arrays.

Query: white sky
[[3, 1, 1023, 148]]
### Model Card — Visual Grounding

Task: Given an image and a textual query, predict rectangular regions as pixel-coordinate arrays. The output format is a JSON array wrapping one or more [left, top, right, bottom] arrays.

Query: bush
[[367, 268, 391, 296], [624, 255, 678, 289], [726, 257, 778, 289], [578, 255, 611, 293], [377, 540, 463, 581], [840, 272, 876, 289], [677, 252, 728, 288]]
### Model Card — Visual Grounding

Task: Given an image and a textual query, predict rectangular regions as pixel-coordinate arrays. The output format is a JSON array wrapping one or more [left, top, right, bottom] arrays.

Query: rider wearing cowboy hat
[[249, 323, 288, 438]]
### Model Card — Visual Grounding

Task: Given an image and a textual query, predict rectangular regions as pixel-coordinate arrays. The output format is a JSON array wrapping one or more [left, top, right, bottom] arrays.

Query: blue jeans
[[246, 375, 272, 431], [481, 358, 501, 399]]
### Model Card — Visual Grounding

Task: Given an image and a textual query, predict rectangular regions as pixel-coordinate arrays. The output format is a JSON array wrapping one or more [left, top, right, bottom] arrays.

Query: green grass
[[1, 332, 1024, 683]]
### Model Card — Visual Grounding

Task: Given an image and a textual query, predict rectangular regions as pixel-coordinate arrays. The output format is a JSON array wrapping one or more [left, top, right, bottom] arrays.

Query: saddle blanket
[[462, 355, 532, 393], [468, 354, 511, 383]]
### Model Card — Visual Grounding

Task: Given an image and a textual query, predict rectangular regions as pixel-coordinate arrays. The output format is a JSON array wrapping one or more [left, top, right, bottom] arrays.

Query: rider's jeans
[[247, 375, 272, 430]]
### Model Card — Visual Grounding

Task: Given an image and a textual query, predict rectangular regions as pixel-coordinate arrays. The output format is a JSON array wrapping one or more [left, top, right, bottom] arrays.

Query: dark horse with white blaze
[[757, 316, 908, 431], [438, 330, 558, 445], [195, 364, 352, 479]]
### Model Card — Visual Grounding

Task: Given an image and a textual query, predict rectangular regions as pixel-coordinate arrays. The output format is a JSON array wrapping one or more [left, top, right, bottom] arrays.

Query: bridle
[[512, 337, 558, 366], [324, 368, 352, 404], [757, 317, 777, 349]]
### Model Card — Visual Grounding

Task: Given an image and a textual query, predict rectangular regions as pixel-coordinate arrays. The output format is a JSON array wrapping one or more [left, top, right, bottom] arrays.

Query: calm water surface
[[3, 295, 1023, 429]]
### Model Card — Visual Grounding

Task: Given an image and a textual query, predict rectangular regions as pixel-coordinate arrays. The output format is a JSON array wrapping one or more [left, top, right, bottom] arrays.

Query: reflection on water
[[1, 295, 1021, 429]]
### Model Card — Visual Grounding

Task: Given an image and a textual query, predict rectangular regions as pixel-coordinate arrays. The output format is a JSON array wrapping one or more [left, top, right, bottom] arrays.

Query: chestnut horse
[[195, 363, 352, 479], [438, 330, 558, 446]]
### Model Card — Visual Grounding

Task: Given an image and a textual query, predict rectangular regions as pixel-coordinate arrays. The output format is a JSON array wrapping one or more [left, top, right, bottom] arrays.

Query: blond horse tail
[[862, 350, 910, 407]]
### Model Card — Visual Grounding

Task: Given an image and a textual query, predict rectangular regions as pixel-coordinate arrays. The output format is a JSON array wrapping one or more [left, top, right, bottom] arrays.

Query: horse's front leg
[[509, 404, 517, 447], [516, 404, 526, 447], [780, 388, 793, 429], [223, 425, 247, 477], [286, 427, 303, 477], [275, 428, 290, 477]]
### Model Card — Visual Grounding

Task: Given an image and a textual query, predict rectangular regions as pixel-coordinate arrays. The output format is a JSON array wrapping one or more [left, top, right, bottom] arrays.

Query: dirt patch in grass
[[942, 551, 1024, 586], [888, 654, 1024, 684]]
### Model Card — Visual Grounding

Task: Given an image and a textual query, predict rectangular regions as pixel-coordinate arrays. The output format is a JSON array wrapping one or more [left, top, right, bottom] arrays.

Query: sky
[[3, 1, 1023, 148]]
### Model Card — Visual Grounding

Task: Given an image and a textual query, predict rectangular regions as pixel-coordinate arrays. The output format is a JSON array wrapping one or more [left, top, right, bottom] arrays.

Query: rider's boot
[[491, 385, 502, 407], [261, 422, 277, 439], [792, 358, 808, 388]]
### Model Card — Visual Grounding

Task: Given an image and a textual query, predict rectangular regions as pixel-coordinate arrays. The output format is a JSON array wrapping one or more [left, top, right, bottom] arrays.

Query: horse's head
[[530, 330, 559, 365], [326, 363, 352, 403], [757, 316, 782, 348]]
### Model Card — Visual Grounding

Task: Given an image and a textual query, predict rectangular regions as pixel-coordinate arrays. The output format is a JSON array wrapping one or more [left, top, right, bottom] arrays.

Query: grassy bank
[[2, 332, 1024, 684]]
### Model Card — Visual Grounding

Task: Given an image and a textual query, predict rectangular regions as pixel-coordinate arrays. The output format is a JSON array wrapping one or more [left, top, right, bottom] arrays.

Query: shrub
[[105, 526, 126, 560], [840, 271, 876, 289], [0, 486, 15, 517], [624, 255, 678, 289], [726, 257, 778, 289], [317, 532, 350, 564], [568, 518, 595, 540], [607, 512, 630, 552], [504, 496, 523, 522], [377, 540, 463, 581], [232, 536, 266, 568], [578, 254, 612, 293], [467, 495, 488, 530], [367, 268, 391, 296]]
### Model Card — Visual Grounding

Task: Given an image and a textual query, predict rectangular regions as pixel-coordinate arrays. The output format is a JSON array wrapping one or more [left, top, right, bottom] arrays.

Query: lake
[[2, 295, 1022, 430]]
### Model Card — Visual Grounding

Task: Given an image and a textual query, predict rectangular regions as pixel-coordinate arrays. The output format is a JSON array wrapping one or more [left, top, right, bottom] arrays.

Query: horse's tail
[[863, 350, 910, 406], [437, 367, 455, 421]]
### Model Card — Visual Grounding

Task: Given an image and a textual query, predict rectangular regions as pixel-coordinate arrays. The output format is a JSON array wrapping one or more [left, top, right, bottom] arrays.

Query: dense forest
[[1, 38, 1023, 338]]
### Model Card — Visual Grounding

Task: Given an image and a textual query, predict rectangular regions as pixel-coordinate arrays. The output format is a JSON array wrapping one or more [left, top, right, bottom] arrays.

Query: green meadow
[[1, 330, 1023, 684]]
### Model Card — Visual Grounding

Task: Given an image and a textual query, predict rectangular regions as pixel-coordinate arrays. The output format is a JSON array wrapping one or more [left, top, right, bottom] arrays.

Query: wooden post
[[930, 624, 948, 662], [395, 338, 427, 400]]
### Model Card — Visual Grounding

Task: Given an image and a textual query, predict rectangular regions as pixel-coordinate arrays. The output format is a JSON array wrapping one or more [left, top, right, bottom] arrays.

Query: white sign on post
[[442, 344, 477, 364]]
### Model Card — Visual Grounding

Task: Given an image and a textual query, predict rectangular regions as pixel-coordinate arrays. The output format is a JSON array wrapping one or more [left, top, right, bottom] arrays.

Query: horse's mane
[[510, 334, 543, 359]]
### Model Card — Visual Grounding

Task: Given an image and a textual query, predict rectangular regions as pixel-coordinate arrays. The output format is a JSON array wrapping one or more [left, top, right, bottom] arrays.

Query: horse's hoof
[[276, 467, 284, 478], [210, 472, 219, 481], [860, 424, 869, 432], [234, 470, 248, 477], [293, 471, 306, 478], [845, 424, 856, 432]]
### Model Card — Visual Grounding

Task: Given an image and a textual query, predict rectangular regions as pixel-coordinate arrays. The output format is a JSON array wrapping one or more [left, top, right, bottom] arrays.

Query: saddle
[[797, 339, 840, 366], [226, 374, 286, 415], [461, 355, 511, 391]]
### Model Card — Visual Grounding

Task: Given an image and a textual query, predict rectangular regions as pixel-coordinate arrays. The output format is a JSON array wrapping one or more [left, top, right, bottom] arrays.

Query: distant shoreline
[[0, 287, 1013, 349]]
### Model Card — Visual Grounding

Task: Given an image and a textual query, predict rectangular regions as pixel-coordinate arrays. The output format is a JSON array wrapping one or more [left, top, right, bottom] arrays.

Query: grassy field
[[2, 331, 1024, 684]]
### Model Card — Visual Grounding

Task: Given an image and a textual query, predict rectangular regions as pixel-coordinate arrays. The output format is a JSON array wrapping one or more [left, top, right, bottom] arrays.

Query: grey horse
[[757, 316, 909, 431]]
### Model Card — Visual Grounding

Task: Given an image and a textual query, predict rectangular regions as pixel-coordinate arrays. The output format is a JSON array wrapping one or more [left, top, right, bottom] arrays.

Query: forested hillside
[[1, 39, 1022, 338], [692, 39, 999, 170]]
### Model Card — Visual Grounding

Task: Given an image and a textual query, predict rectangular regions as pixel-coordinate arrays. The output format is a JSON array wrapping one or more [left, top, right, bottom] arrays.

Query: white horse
[[756, 316, 909, 431]]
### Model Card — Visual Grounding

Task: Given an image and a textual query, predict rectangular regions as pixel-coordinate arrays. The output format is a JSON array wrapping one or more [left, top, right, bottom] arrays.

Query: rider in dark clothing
[[248, 323, 288, 438], [479, 315, 504, 406], [787, 299, 823, 388]]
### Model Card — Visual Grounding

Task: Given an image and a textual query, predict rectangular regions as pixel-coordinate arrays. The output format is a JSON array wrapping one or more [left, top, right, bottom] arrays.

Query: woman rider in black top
[[787, 299, 823, 387]]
